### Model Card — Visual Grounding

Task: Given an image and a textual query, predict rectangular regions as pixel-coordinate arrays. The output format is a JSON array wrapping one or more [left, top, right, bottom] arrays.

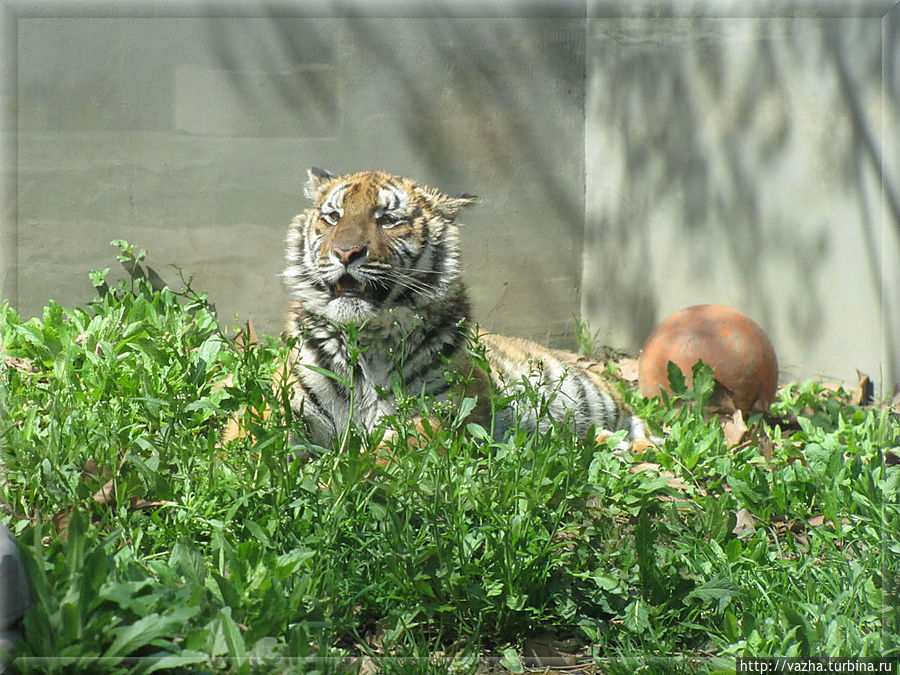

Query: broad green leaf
[[499, 647, 524, 673], [690, 360, 716, 406], [168, 539, 206, 585], [66, 510, 87, 577], [686, 576, 743, 612], [103, 606, 200, 659], [466, 422, 491, 441], [623, 598, 650, 632], [126, 649, 210, 675], [245, 520, 271, 548], [219, 606, 247, 660], [453, 395, 478, 427], [89, 267, 110, 288], [666, 360, 687, 395]]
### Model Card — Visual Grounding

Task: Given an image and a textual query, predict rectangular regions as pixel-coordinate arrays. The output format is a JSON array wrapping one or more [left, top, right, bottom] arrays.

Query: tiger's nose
[[332, 245, 367, 267]]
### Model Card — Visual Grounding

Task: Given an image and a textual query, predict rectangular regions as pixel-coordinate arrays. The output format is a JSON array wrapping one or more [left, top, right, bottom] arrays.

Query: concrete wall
[[2, 1, 898, 390], [583, 7, 899, 389], [5, 9, 585, 345]]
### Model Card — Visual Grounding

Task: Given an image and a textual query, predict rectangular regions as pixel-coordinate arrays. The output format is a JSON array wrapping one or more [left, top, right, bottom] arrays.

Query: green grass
[[1, 243, 898, 673]]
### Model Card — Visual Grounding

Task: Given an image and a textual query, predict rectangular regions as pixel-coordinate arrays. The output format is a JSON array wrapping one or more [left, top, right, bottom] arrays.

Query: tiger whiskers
[[372, 269, 441, 298]]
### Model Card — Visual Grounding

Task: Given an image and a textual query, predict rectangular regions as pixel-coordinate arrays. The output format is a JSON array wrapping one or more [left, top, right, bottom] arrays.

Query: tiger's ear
[[422, 189, 478, 220], [304, 167, 337, 199]]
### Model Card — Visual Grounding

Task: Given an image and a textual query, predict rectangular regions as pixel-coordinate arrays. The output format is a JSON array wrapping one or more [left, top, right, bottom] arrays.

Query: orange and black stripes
[[280, 168, 644, 450]]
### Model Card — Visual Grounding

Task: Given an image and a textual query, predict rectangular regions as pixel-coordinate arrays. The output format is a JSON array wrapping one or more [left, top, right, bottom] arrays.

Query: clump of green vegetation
[[1, 243, 897, 673]]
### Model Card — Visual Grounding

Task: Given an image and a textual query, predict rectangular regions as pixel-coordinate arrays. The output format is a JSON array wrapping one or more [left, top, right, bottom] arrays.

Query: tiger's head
[[285, 168, 476, 325]]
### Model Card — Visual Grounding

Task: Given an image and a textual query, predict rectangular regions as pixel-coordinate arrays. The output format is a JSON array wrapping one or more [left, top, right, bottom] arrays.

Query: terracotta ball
[[638, 304, 778, 413]]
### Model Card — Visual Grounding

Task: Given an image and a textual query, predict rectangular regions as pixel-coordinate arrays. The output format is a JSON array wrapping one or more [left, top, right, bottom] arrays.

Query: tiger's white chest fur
[[289, 303, 460, 446]]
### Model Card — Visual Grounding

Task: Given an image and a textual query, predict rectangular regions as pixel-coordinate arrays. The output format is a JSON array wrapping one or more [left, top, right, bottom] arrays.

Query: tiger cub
[[280, 168, 644, 448]]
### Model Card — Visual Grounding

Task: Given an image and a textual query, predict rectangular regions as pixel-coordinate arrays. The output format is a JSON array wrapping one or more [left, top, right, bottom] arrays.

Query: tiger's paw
[[372, 416, 442, 467], [595, 416, 657, 455]]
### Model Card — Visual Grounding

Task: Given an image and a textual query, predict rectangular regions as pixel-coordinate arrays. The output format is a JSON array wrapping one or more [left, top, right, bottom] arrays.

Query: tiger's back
[[279, 168, 643, 448], [478, 333, 640, 440]]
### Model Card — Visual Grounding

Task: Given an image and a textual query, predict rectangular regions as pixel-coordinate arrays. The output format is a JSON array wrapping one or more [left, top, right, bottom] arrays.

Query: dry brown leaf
[[616, 357, 640, 383], [92, 478, 116, 506], [367, 622, 387, 654], [628, 461, 701, 494], [629, 461, 670, 476], [785, 445, 807, 466], [722, 414, 776, 463], [81, 457, 114, 484], [128, 497, 174, 511], [52, 507, 71, 537], [705, 382, 738, 415], [851, 370, 874, 406], [631, 437, 657, 454], [722, 409, 748, 447], [2, 356, 37, 373], [82, 458, 101, 480], [757, 427, 775, 461], [666, 476, 693, 491], [771, 517, 808, 537], [732, 508, 756, 536], [522, 633, 580, 667], [595, 430, 613, 445], [807, 515, 850, 530]]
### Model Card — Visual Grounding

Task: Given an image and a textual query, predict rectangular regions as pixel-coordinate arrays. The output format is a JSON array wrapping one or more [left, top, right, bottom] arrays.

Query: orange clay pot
[[638, 304, 778, 413]]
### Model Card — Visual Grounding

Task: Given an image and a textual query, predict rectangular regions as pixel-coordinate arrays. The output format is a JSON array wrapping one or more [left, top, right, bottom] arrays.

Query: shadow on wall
[[337, 17, 590, 342], [204, 15, 591, 343], [10, 13, 590, 343], [583, 9, 898, 385]]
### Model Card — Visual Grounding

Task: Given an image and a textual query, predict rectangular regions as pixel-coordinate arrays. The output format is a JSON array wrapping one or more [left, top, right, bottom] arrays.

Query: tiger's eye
[[378, 213, 401, 228], [321, 210, 340, 226]]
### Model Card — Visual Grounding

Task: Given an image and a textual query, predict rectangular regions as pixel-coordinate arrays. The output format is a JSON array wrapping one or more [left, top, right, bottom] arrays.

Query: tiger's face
[[285, 168, 476, 325]]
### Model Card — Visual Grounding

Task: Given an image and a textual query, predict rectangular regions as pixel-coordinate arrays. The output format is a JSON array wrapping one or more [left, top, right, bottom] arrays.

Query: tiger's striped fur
[[281, 168, 644, 448]]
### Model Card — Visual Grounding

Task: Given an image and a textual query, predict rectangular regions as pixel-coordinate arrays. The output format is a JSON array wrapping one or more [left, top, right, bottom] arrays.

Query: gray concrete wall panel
[[2, 3, 898, 389]]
